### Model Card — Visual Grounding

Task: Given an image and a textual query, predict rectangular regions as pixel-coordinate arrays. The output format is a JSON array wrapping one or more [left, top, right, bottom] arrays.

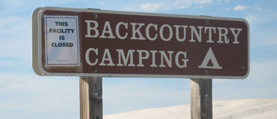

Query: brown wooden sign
[[32, 7, 249, 79]]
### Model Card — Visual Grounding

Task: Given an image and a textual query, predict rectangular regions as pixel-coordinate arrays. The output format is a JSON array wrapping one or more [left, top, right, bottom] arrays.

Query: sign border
[[32, 7, 250, 79]]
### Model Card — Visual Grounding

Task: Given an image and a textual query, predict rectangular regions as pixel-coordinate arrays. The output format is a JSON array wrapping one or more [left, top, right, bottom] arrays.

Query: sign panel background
[[32, 7, 249, 79]]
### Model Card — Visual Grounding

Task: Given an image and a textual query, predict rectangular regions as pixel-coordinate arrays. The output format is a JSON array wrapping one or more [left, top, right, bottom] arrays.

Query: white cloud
[[233, 5, 249, 11], [140, 3, 169, 11], [175, 0, 212, 8]]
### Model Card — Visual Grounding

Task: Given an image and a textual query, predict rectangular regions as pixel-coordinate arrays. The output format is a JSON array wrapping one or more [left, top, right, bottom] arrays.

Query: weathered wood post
[[190, 79, 212, 119], [80, 77, 103, 119]]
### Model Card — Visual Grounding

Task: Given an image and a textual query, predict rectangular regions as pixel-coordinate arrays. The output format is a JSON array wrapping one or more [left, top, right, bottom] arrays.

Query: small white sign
[[44, 15, 80, 66]]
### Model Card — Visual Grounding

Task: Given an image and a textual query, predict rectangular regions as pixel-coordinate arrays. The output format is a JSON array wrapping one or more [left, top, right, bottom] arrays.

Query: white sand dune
[[104, 98, 277, 119]]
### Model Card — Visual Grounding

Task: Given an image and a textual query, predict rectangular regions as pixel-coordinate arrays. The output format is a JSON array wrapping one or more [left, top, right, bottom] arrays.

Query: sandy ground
[[104, 98, 277, 119]]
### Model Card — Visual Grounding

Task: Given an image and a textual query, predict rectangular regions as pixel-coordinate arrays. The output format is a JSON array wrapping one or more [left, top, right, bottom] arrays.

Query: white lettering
[[150, 50, 158, 67], [205, 27, 216, 43], [99, 49, 115, 66], [189, 26, 203, 42], [85, 48, 98, 66], [230, 28, 242, 44], [137, 50, 149, 67], [99, 21, 116, 39], [85, 20, 99, 38], [175, 51, 189, 68], [84, 21, 244, 45], [160, 24, 173, 41], [116, 22, 128, 39], [217, 27, 229, 44], [130, 23, 146, 40], [116, 49, 135, 66], [84, 48, 193, 69], [146, 24, 158, 41], [174, 25, 188, 42], [159, 51, 173, 67]]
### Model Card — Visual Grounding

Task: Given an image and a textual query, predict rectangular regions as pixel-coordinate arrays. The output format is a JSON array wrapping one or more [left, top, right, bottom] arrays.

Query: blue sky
[[0, 0, 277, 119]]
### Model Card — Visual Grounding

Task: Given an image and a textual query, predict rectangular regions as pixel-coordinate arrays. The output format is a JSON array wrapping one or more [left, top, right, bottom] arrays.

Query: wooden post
[[190, 79, 212, 119], [80, 77, 103, 119]]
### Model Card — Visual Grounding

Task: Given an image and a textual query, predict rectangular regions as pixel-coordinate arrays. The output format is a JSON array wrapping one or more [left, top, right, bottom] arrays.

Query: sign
[[44, 15, 80, 66], [32, 7, 249, 79]]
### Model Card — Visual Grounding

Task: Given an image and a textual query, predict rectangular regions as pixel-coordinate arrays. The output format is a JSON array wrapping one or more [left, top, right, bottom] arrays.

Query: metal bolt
[[205, 20, 209, 25], [241, 66, 245, 69], [93, 13, 98, 19], [204, 70, 209, 75], [93, 67, 98, 73]]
